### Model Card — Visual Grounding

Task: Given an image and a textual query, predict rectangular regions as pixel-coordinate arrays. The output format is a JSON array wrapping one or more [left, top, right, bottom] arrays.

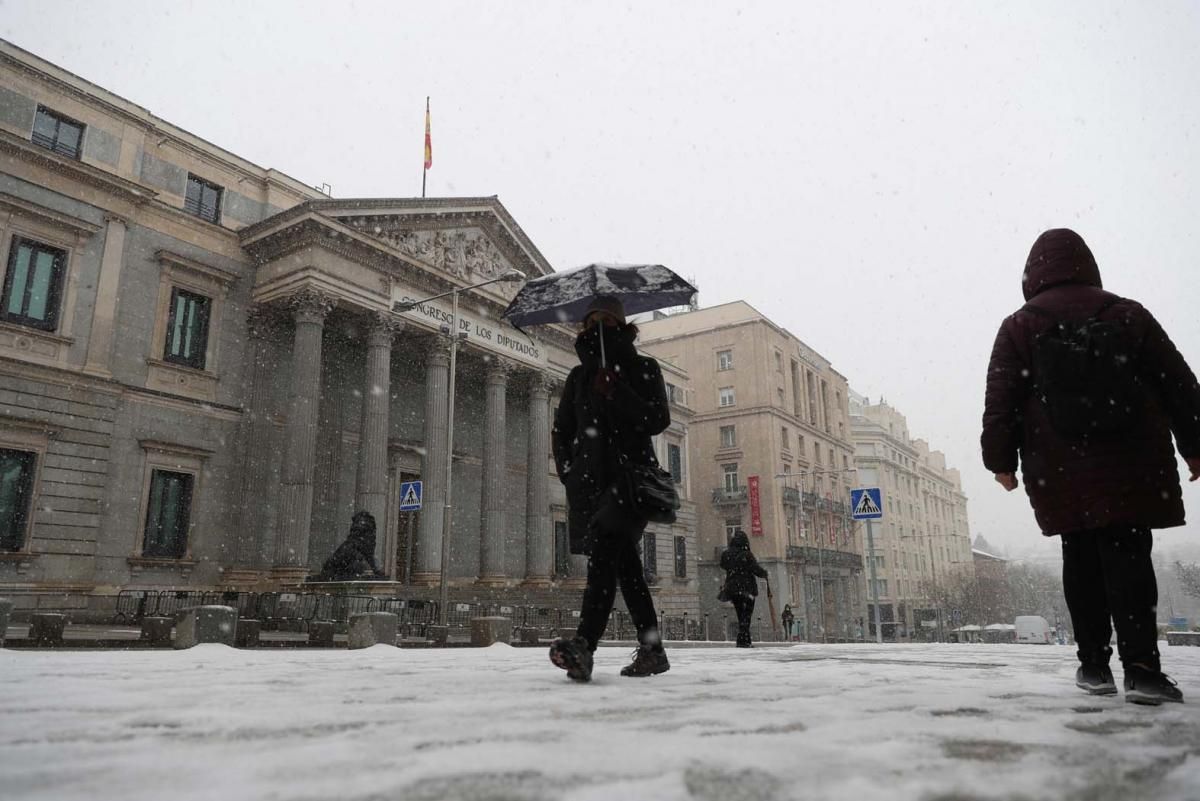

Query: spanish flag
[[423, 97, 432, 170]]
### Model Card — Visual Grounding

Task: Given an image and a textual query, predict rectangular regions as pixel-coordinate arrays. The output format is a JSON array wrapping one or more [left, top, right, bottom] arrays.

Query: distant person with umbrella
[[502, 264, 695, 682], [721, 530, 768, 648]]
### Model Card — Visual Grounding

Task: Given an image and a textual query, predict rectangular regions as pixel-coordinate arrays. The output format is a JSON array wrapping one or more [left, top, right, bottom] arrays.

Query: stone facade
[[639, 302, 866, 641], [849, 392, 975, 640], [0, 41, 701, 621]]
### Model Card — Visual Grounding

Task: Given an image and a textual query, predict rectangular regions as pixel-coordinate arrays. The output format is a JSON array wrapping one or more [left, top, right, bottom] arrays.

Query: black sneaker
[[549, 636, 593, 682], [1075, 663, 1117, 696], [620, 645, 670, 677], [1124, 665, 1184, 706]]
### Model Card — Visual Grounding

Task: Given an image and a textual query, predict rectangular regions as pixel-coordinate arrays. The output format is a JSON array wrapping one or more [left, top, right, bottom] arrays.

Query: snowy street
[[2, 643, 1198, 801]]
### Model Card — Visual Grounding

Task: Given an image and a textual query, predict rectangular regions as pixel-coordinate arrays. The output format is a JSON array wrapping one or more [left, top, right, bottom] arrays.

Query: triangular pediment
[[317, 197, 555, 285]]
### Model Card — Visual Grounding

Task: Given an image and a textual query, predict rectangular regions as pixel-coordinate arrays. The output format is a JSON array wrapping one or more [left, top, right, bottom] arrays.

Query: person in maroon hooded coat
[[982, 228, 1200, 705]]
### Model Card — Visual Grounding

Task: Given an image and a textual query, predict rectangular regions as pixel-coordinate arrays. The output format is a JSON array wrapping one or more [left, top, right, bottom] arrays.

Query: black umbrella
[[502, 263, 696, 366]]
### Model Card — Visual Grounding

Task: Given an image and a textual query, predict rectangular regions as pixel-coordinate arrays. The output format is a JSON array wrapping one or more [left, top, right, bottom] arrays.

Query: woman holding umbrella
[[501, 263, 695, 682], [547, 296, 672, 681]]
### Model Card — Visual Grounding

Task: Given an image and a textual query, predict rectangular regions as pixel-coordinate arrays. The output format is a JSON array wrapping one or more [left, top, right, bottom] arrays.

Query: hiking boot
[[620, 645, 670, 677], [1075, 663, 1117, 696], [1124, 665, 1184, 705], [549, 636, 593, 682]]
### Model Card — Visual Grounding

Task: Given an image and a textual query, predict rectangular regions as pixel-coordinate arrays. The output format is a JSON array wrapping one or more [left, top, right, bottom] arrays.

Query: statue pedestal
[[301, 580, 405, 598]]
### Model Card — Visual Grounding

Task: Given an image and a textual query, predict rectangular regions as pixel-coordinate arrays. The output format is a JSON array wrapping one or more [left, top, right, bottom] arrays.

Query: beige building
[[639, 301, 865, 641], [849, 393, 974, 640], [0, 39, 702, 622]]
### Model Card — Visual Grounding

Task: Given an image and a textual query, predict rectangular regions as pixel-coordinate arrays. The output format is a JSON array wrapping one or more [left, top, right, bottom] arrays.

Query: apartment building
[[639, 301, 865, 641], [849, 392, 974, 640]]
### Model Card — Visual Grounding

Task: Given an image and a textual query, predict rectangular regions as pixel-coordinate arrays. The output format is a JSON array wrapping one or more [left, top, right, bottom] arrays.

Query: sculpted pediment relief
[[377, 226, 513, 283]]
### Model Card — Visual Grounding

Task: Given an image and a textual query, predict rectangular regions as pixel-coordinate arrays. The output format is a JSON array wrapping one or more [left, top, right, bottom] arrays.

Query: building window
[[777, 387, 785, 406], [722, 463, 740, 493], [31, 106, 84, 160], [718, 387, 735, 407], [781, 426, 789, 448], [871, 579, 888, 597], [806, 371, 818, 425], [821, 380, 831, 432], [717, 349, 733, 371], [774, 351, 783, 372], [184, 174, 223, 224], [554, 520, 570, 577], [0, 448, 37, 552], [643, 532, 657, 577], [725, 518, 741, 543], [667, 442, 683, 485], [813, 442, 821, 465], [674, 536, 687, 578], [162, 288, 212, 370], [719, 425, 736, 448], [2, 237, 67, 332], [142, 469, 194, 559]]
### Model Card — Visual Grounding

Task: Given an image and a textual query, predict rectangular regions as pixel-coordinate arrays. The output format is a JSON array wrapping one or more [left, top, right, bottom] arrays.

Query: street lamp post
[[393, 269, 525, 627]]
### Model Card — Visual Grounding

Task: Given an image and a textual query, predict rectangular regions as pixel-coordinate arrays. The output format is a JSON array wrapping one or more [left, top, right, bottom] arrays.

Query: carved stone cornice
[[0, 129, 157, 206], [287, 288, 335, 325]]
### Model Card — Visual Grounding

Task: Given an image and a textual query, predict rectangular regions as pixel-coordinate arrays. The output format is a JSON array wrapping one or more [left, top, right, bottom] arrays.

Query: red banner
[[748, 475, 763, 535]]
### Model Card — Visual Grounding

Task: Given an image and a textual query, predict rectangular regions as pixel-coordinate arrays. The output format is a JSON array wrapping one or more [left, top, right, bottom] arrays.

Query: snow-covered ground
[[2, 642, 1198, 801]]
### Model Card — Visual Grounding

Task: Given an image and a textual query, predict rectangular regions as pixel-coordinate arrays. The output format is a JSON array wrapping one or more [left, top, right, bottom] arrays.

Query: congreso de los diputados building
[[0, 40, 702, 624]]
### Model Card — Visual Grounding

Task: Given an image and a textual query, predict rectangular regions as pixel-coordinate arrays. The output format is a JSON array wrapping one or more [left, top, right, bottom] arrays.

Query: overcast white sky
[[4, 1, 1198, 559]]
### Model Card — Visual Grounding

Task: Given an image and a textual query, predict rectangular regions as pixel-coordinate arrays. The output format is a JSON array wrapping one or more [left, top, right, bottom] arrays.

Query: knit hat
[[583, 296, 626, 325]]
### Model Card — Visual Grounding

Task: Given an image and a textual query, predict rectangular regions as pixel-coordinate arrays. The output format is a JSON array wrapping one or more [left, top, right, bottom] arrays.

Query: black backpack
[[1023, 297, 1144, 440]]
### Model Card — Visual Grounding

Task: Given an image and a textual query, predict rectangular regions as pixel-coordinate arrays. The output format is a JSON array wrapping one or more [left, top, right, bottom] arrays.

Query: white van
[[1014, 615, 1053, 644]]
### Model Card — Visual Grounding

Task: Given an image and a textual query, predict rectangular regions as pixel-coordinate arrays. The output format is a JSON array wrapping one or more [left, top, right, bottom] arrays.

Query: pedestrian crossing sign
[[850, 487, 883, 520], [399, 480, 423, 511]]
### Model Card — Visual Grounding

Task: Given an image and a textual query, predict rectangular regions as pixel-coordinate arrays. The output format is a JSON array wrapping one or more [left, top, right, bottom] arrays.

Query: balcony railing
[[782, 486, 802, 505], [711, 486, 748, 504]]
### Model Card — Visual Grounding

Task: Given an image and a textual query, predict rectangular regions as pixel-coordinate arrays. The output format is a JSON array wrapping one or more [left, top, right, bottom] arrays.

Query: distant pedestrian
[[720, 530, 768, 648], [781, 605, 795, 640], [548, 297, 672, 682], [982, 228, 1200, 705]]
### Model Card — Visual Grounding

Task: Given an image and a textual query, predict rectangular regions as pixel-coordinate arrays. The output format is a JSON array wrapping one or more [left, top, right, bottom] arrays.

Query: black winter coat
[[721, 532, 767, 598], [552, 324, 671, 555], [981, 229, 1200, 535]]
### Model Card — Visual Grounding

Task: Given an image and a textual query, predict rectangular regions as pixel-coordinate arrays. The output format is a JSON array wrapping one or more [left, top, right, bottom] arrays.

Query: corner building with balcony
[[0, 41, 701, 622], [639, 302, 866, 641]]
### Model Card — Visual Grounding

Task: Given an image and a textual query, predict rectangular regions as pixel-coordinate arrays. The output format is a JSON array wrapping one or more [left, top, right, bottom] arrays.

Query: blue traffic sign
[[850, 487, 883, 520], [399, 480, 423, 511]]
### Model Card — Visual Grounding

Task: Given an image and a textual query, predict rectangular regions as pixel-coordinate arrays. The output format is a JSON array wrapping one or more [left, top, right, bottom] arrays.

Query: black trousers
[[732, 594, 756, 645], [1061, 525, 1160, 671], [576, 535, 659, 652]]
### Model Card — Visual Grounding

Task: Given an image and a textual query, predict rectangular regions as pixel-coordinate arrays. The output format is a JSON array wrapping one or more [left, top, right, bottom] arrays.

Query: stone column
[[83, 215, 127, 376], [412, 341, 450, 585], [273, 289, 334, 582], [477, 361, 511, 585], [523, 374, 554, 586], [232, 305, 283, 574], [356, 313, 401, 566]]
